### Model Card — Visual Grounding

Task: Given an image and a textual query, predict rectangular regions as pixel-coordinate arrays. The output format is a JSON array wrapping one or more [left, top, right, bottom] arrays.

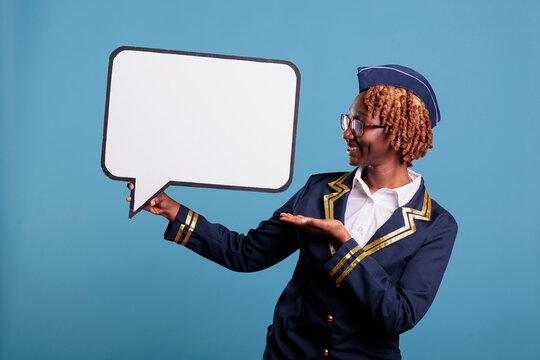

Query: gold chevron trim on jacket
[[332, 190, 432, 284], [323, 172, 353, 255]]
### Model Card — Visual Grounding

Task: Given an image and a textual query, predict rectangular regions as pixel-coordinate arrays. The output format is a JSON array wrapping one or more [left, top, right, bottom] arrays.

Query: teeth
[[348, 146, 359, 151]]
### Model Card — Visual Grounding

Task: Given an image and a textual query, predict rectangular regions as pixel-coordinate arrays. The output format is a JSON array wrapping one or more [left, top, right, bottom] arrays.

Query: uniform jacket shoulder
[[306, 171, 354, 187], [427, 196, 458, 228]]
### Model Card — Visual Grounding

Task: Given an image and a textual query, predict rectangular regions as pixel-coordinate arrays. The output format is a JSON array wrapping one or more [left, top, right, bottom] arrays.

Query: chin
[[347, 157, 361, 166]]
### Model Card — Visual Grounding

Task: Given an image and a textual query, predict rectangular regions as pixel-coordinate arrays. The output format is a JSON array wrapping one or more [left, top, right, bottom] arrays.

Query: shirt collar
[[353, 166, 422, 207]]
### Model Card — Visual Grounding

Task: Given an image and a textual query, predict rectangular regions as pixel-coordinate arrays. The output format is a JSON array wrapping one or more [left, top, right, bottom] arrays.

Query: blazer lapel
[[362, 179, 432, 255], [322, 169, 356, 254], [323, 169, 356, 221]]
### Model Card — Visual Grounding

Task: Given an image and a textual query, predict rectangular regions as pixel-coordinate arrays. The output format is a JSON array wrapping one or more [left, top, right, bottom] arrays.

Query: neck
[[361, 162, 411, 194]]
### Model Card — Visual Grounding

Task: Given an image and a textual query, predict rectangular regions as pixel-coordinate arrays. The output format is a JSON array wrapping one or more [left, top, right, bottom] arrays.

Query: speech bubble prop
[[102, 47, 300, 219]]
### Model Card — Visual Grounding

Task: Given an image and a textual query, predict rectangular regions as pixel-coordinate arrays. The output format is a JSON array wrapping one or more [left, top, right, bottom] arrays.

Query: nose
[[342, 127, 355, 140]]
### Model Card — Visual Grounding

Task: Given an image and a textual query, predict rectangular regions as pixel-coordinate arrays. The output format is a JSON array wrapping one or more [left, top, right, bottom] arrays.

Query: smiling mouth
[[347, 145, 360, 156]]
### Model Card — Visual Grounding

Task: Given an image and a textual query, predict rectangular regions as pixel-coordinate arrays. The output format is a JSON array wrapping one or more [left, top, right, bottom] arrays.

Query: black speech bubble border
[[101, 46, 301, 219]]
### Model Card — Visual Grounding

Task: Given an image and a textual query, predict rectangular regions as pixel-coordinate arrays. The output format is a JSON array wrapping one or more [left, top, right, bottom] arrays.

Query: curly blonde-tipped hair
[[363, 85, 433, 167]]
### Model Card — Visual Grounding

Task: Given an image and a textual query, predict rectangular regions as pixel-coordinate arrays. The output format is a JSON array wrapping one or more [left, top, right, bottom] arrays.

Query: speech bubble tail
[[129, 177, 169, 219]]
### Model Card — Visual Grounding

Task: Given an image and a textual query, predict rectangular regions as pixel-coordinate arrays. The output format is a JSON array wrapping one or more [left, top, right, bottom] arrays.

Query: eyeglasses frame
[[340, 114, 385, 137]]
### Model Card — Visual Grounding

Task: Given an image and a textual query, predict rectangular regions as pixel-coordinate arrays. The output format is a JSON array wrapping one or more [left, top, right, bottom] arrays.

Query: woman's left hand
[[280, 213, 351, 245]]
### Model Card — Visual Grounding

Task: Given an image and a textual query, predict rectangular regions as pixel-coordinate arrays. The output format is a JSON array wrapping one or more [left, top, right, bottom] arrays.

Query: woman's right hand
[[126, 183, 180, 222]]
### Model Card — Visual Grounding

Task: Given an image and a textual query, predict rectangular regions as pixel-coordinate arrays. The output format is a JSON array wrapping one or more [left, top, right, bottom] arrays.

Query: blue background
[[1, 0, 539, 359]]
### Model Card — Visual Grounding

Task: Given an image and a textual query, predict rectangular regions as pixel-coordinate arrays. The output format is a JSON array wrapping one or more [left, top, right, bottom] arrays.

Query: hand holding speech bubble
[[101, 47, 300, 218]]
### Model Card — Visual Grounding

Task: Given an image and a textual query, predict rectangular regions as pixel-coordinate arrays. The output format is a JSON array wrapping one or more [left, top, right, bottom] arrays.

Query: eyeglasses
[[340, 114, 385, 137]]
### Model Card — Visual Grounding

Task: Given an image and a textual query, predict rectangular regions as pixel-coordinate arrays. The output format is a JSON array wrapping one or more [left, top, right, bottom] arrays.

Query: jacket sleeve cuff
[[323, 238, 368, 285], [164, 205, 199, 246]]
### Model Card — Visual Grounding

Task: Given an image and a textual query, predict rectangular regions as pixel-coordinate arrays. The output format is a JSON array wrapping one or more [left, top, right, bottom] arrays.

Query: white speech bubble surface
[[102, 47, 300, 218]]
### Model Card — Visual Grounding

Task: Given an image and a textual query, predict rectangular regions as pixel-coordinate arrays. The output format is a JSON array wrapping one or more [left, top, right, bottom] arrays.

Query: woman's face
[[343, 92, 397, 167]]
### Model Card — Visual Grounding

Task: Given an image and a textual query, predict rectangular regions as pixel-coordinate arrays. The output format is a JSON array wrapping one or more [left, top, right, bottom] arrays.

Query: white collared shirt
[[344, 167, 422, 248]]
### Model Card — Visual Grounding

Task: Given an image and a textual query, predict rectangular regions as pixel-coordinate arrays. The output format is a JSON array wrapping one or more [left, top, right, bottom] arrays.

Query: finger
[[280, 213, 297, 220], [303, 217, 326, 228], [149, 195, 162, 207], [279, 213, 294, 221], [280, 213, 304, 219], [280, 214, 308, 226], [279, 215, 294, 223], [127, 183, 134, 190], [144, 202, 159, 212], [293, 217, 328, 232], [291, 214, 310, 224], [126, 196, 131, 202], [279, 213, 297, 223], [297, 215, 310, 224]]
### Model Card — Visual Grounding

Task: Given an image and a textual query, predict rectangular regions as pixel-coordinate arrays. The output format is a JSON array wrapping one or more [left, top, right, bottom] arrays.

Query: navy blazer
[[164, 170, 458, 360]]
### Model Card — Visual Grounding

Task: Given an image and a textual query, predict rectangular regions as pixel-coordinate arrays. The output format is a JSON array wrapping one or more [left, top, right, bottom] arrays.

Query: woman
[[126, 64, 457, 359]]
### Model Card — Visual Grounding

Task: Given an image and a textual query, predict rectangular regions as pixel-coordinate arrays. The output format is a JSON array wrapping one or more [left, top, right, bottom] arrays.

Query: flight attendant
[[126, 64, 457, 359]]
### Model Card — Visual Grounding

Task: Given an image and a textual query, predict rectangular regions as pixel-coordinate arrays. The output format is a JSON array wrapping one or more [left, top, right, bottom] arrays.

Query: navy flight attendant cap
[[357, 65, 441, 128]]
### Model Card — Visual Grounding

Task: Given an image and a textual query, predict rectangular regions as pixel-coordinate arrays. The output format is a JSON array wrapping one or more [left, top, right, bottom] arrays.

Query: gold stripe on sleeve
[[181, 213, 198, 246], [174, 209, 193, 243], [335, 251, 369, 283], [329, 245, 362, 276]]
